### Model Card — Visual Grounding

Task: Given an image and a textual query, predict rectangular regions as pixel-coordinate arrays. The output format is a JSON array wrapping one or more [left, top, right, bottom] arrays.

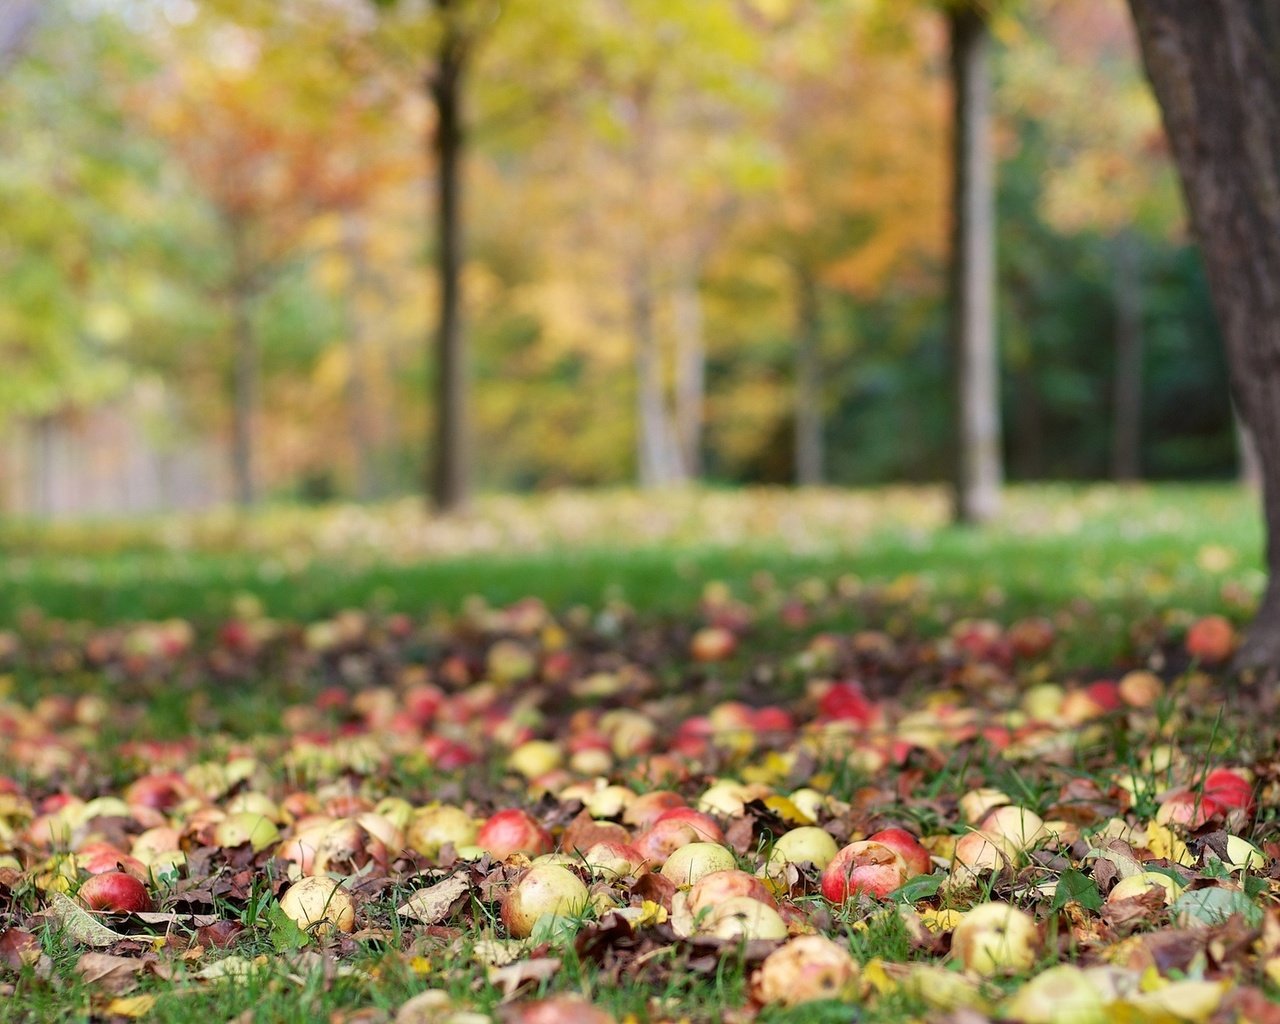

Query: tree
[[1126, 0, 1280, 673], [947, 2, 1001, 523]]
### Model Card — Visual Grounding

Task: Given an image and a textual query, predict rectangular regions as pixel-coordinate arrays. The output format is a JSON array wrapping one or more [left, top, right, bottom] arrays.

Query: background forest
[[0, 0, 1235, 516]]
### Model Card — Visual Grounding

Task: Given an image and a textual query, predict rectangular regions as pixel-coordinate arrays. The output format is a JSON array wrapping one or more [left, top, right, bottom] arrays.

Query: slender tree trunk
[[673, 272, 705, 480], [1111, 231, 1144, 482], [428, 10, 469, 513], [230, 282, 257, 508], [794, 265, 824, 487], [1128, 0, 1280, 674], [629, 257, 678, 487], [342, 213, 378, 502], [949, 7, 1002, 524]]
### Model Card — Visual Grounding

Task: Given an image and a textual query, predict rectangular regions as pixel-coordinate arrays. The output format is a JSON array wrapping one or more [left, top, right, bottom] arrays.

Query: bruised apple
[[867, 828, 932, 877], [821, 841, 910, 903], [751, 935, 859, 1006], [700, 897, 789, 941], [660, 842, 737, 887], [687, 870, 776, 919], [278, 876, 355, 936]]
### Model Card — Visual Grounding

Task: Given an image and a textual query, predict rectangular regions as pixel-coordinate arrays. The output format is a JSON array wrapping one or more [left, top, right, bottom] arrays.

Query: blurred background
[[0, 0, 1239, 519]]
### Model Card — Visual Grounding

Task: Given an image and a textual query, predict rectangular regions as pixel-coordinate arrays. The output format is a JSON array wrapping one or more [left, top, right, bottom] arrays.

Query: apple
[[507, 740, 563, 780], [766, 827, 839, 874], [821, 841, 910, 903], [1118, 671, 1164, 708], [501, 864, 589, 939], [476, 809, 553, 860], [687, 870, 776, 919], [817, 682, 879, 727], [1203, 768, 1255, 815], [278, 876, 355, 937], [621, 792, 683, 830], [1155, 788, 1220, 828], [635, 812, 724, 866], [691, 627, 737, 663], [214, 813, 280, 853], [978, 806, 1046, 852], [699, 896, 789, 941], [751, 935, 859, 1006], [1107, 871, 1182, 905], [958, 788, 1010, 825], [582, 841, 648, 880], [505, 996, 617, 1024], [951, 901, 1040, 975], [949, 830, 1019, 888], [867, 828, 932, 876], [1186, 615, 1235, 663], [1007, 617, 1056, 660], [1002, 964, 1108, 1024], [77, 871, 153, 914], [659, 842, 737, 887]]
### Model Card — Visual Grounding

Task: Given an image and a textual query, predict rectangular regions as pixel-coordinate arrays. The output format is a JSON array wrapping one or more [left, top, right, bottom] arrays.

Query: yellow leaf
[[106, 995, 157, 1019], [920, 908, 964, 934], [1145, 823, 1195, 867], [409, 956, 432, 977]]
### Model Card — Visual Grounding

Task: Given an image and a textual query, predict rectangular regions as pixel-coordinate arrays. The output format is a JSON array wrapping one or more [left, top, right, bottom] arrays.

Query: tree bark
[[629, 256, 680, 487], [1127, 0, 1280, 674], [673, 272, 705, 480], [949, 7, 1002, 524], [794, 264, 824, 487], [1111, 231, 1144, 482], [428, 6, 469, 513]]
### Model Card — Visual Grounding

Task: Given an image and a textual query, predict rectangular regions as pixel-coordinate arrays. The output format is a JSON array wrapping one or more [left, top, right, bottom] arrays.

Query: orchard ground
[[1, 484, 1277, 1024]]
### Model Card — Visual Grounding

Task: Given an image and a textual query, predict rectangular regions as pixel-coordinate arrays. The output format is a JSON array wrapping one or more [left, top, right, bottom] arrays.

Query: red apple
[[687, 869, 776, 918], [1203, 768, 1255, 814], [1186, 615, 1236, 663], [77, 872, 153, 914], [477, 809, 553, 860], [821, 840, 910, 903], [867, 828, 932, 877]]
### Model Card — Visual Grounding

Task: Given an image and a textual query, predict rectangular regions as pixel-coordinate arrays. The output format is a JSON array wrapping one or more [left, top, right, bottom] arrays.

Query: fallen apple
[[951, 901, 1040, 975], [821, 841, 910, 903], [501, 864, 589, 939], [476, 808, 553, 859], [278, 876, 355, 936], [751, 935, 859, 1006], [660, 842, 737, 887], [77, 871, 153, 914]]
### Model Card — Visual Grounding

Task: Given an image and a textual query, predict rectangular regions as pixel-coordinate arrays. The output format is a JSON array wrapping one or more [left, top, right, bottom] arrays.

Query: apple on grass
[[77, 871, 153, 914], [278, 876, 355, 937], [751, 936, 859, 1006], [501, 864, 589, 939], [950, 901, 1040, 976], [821, 841, 910, 903]]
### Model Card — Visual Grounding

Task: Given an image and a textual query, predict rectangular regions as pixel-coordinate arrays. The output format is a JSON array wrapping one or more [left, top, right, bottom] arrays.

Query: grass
[[0, 484, 1274, 1023]]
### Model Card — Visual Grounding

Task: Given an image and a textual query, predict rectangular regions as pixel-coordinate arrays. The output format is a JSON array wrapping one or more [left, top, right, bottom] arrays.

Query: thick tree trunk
[[1111, 231, 1144, 482], [949, 8, 1002, 524], [428, 13, 469, 513], [342, 213, 378, 502], [794, 265, 824, 487], [1127, 0, 1280, 674], [673, 272, 705, 480], [230, 284, 257, 508], [1236, 411, 1262, 489]]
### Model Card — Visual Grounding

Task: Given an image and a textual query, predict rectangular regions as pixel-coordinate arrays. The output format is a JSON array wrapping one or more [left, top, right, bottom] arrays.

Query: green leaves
[[1051, 869, 1103, 912]]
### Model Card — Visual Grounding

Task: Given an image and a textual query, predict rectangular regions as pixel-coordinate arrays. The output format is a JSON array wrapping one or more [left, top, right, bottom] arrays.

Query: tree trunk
[[1236, 410, 1262, 489], [1127, 0, 1280, 674], [230, 283, 257, 508], [629, 257, 679, 487], [949, 7, 1002, 524], [428, 10, 469, 513], [1111, 231, 1144, 482], [342, 213, 379, 502], [673, 272, 705, 480], [794, 265, 824, 487], [0, 0, 39, 77]]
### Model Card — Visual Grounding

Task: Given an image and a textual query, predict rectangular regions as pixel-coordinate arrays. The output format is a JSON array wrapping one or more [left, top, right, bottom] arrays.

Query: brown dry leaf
[[397, 875, 471, 924], [46, 892, 132, 948], [76, 951, 145, 994], [487, 956, 561, 997], [0, 928, 40, 970], [469, 939, 529, 967]]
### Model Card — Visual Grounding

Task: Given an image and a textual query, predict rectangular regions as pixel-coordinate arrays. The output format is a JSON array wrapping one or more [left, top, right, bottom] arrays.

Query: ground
[[0, 485, 1276, 1024]]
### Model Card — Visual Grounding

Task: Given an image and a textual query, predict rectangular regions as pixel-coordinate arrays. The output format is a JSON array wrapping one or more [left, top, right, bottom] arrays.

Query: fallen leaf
[[46, 892, 131, 947], [488, 957, 561, 997], [105, 994, 157, 1019], [397, 875, 470, 924], [76, 951, 144, 994]]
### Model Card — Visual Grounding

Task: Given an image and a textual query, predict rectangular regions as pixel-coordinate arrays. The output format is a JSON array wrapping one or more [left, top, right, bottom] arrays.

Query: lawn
[[0, 485, 1276, 1023]]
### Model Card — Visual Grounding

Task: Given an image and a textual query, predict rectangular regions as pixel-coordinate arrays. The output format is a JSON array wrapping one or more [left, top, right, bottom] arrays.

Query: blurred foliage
[[0, 0, 1238, 503]]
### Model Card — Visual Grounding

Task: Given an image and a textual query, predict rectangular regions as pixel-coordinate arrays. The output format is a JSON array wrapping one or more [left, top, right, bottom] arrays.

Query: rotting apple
[[866, 827, 932, 877], [278, 876, 355, 937], [751, 935, 859, 1006], [476, 808, 553, 859], [820, 841, 910, 903]]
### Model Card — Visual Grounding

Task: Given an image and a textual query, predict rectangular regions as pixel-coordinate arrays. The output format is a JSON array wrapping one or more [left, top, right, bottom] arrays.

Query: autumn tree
[[1126, 0, 1280, 673]]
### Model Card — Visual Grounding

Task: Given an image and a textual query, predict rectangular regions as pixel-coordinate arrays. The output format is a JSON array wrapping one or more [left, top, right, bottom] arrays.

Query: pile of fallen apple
[[0, 587, 1275, 1021]]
